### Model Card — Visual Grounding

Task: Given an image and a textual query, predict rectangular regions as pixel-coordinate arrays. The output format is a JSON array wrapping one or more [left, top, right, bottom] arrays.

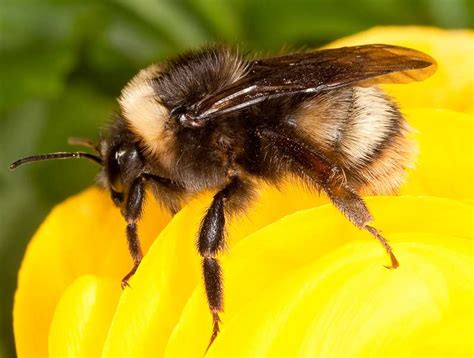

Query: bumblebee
[[11, 44, 436, 348]]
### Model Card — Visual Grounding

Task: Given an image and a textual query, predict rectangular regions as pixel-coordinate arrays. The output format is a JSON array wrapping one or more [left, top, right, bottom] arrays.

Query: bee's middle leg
[[198, 175, 252, 350]]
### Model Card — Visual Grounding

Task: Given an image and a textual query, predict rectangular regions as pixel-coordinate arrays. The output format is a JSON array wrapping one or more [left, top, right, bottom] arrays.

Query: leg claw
[[366, 225, 399, 270], [384, 251, 399, 270], [206, 311, 221, 353], [121, 278, 131, 290], [121, 264, 139, 290]]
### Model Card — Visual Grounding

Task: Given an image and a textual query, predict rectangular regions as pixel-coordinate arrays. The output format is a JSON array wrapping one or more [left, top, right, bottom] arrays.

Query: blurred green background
[[0, 0, 472, 356]]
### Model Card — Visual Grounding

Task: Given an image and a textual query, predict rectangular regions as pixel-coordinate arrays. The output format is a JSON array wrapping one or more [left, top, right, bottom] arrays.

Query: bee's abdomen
[[294, 86, 416, 194]]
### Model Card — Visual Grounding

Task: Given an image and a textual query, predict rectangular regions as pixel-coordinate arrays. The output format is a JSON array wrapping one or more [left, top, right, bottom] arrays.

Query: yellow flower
[[14, 27, 474, 357]]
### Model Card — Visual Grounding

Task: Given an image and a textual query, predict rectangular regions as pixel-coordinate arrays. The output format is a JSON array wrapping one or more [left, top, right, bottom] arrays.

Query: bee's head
[[98, 119, 145, 207]]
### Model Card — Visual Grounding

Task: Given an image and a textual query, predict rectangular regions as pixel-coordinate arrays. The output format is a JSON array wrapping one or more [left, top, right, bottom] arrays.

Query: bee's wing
[[196, 44, 436, 119]]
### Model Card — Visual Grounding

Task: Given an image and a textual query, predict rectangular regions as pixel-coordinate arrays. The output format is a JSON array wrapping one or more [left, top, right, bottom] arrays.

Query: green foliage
[[0, 0, 471, 356]]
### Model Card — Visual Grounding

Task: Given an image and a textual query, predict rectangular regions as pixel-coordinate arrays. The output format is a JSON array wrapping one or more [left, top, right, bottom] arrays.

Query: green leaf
[[112, 0, 210, 48]]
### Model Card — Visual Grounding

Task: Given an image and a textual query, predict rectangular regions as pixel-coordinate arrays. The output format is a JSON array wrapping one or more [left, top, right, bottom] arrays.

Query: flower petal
[[213, 233, 473, 357], [401, 108, 474, 201], [13, 187, 170, 357], [326, 26, 474, 113], [48, 275, 120, 357], [164, 197, 473, 356]]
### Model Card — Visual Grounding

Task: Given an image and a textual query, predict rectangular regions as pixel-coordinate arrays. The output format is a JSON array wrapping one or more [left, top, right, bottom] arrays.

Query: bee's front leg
[[121, 176, 146, 289]]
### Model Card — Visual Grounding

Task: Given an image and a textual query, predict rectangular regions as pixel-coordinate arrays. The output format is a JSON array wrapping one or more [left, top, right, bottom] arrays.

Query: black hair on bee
[[10, 44, 436, 350]]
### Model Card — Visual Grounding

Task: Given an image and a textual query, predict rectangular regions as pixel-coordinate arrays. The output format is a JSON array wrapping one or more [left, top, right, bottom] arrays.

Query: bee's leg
[[365, 225, 399, 269], [198, 176, 251, 351], [121, 176, 146, 289], [324, 183, 399, 269], [121, 174, 186, 288], [260, 128, 398, 269]]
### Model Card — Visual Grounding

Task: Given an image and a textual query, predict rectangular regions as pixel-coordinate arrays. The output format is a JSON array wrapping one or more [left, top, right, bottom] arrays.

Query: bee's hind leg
[[324, 183, 399, 269], [259, 128, 399, 270], [365, 225, 399, 269]]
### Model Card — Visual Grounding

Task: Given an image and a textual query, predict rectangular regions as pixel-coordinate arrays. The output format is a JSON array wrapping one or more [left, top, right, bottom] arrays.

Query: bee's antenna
[[9, 152, 102, 170]]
